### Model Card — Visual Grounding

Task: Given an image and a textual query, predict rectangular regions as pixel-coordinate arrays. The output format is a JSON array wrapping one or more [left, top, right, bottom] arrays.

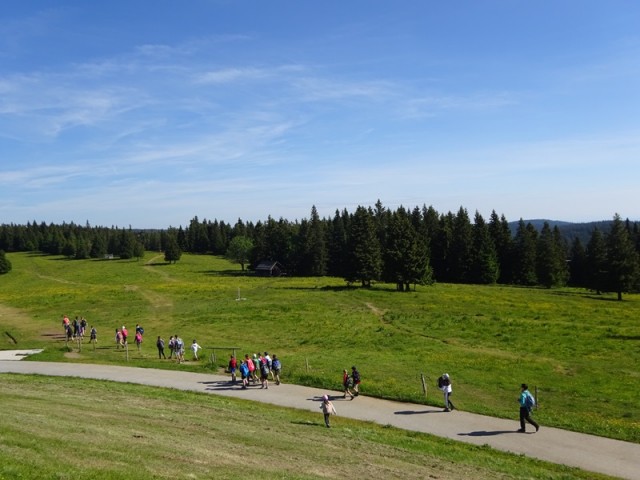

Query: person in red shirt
[[228, 355, 238, 383]]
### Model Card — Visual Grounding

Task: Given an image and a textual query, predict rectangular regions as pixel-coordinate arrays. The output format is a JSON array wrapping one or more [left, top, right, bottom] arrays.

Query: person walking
[[351, 366, 361, 396], [259, 357, 270, 389], [228, 355, 238, 383], [156, 336, 166, 359], [239, 360, 250, 389], [271, 355, 282, 385], [264, 352, 275, 381], [342, 369, 354, 399], [174, 335, 184, 363], [518, 383, 540, 433], [320, 395, 337, 428], [167, 336, 175, 359], [191, 339, 202, 361], [89, 326, 97, 346], [438, 373, 455, 412], [134, 331, 143, 351]]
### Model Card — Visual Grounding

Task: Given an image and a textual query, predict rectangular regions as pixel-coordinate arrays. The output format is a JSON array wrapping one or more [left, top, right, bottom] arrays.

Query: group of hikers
[[60, 315, 539, 433], [155, 335, 203, 363], [61, 315, 97, 345], [114, 324, 145, 351], [228, 352, 282, 389]]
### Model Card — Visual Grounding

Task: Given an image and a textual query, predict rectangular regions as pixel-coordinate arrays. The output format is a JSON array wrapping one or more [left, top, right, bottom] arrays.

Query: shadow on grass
[[550, 290, 623, 302], [291, 420, 324, 427], [202, 269, 253, 277], [606, 334, 640, 341]]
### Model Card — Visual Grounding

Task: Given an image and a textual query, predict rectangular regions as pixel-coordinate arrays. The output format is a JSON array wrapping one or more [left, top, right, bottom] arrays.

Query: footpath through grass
[[0, 252, 639, 443], [0, 374, 615, 480]]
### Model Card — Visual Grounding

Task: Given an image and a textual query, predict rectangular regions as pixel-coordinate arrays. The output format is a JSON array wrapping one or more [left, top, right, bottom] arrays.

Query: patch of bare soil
[[365, 302, 386, 317]]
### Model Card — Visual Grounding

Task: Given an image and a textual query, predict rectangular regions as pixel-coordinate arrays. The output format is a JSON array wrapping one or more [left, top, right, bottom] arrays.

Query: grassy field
[[0, 374, 616, 480], [0, 251, 639, 444]]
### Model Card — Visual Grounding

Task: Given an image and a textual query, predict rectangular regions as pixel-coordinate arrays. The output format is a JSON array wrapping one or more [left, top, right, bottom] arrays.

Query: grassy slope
[[0, 374, 615, 480], [0, 252, 638, 443]]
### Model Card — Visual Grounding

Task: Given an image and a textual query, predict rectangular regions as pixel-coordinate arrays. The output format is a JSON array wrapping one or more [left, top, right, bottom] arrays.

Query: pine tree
[[488, 211, 513, 284], [303, 205, 328, 276], [470, 211, 499, 284], [164, 235, 182, 264], [512, 220, 537, 285], [384, 208, 432, 291], [585, 228, 608, 294], [606, 214, 640, 300], [535, 223, 568, 288], [568, 237, 587, 287], [327, 210, 348, 277], [449, 207, 473, 283], [346, 206, 382, 287]]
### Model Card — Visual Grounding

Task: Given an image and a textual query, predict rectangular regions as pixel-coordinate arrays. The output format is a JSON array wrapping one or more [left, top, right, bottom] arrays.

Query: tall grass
[[0, 252, 638, 442]]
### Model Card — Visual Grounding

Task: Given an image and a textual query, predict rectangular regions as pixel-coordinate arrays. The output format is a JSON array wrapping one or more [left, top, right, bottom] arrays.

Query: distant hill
[[508, 219, 616, 245]]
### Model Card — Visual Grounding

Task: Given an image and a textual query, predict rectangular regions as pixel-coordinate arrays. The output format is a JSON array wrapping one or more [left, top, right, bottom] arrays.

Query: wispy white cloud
[[398, 91, 518, 119]]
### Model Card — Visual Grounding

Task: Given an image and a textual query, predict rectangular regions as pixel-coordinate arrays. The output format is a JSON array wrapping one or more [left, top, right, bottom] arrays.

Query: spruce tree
[[346, 206, 382, 287], [568, 237, 587, 287], [606, 214, 640, 300], [470, 211, 499, 284], [585, 228, 608, 294], [512, 220, 537, 285]]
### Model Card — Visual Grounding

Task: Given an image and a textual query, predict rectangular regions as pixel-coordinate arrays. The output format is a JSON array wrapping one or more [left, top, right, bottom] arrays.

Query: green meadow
[[1, 251, 639, 444], [0, 375, 615, 480]]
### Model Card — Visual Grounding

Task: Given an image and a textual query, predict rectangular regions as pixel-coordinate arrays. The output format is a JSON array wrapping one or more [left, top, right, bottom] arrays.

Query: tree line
[[1, 202, 639, 299]]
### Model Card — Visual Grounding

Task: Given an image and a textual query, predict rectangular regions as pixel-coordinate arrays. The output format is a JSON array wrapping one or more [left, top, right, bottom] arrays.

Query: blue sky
[[1, 1, 639, 228]]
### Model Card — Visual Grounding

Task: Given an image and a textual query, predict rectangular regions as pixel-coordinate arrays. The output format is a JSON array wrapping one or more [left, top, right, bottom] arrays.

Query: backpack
[[261, 363, 270, 375], [524, 392, 536, 409]]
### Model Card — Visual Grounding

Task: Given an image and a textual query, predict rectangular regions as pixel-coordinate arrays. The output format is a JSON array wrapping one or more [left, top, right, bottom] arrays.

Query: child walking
[[191, 339, 202, 360], [320, 395, 337, 428]]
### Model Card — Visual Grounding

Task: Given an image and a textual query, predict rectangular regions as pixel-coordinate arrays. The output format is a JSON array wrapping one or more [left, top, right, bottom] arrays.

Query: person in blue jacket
[[518, 383, 540, 433]]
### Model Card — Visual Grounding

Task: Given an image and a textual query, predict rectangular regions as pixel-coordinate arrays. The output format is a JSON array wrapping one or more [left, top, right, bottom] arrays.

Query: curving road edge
[[1, 357, 638, 480]]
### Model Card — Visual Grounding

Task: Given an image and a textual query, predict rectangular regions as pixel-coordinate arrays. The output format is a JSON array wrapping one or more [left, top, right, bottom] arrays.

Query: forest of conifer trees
[[1, 202, 639, 299]]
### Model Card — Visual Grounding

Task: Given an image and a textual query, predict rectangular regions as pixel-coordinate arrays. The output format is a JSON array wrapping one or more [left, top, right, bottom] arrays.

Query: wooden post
[[305, 357, 309, 373], [420, 373, 427, 398], [125, 343, 129, 362], [77, 337, 82, 353]]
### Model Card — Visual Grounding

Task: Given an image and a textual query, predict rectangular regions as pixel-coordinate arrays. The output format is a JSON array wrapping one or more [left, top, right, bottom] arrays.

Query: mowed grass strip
[[0, 252, 639, 443], [0, 374, 615, 480]]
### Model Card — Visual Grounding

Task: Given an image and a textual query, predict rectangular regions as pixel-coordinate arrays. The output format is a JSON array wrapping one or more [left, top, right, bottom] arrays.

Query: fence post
[[421, 373, 427, 398], [305, 357, 309, 373]]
